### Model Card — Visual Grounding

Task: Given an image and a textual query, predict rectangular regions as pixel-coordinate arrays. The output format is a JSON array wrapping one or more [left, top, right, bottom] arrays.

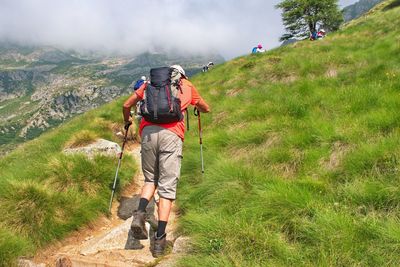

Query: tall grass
[[177, 1, 400, 266], [0, 98, 137, 266], [65, 130, 98, 148]]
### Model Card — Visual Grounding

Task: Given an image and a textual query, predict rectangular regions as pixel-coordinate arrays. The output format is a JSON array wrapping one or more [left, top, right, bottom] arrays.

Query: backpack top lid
[[150, 67, 171, 87]]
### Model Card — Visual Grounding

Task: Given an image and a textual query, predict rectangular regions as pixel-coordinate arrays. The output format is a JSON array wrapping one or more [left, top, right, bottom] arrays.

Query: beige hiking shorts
[[141, 126, 183, 200]]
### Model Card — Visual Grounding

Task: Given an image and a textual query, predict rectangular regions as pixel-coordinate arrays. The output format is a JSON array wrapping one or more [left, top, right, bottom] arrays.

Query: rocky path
[[29, 144, 187, 267]]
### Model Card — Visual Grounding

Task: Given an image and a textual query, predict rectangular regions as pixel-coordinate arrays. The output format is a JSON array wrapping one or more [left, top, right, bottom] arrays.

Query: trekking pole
[[186, 108, 190, 131], [108, 125, 130, 213], [194, 108, 204, 174]]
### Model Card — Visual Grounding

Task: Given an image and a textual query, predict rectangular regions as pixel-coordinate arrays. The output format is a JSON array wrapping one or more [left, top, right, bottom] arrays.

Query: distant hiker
[[122, 65, 210, 257], [131, 76, 148, 124], [310, 29, 326, 41], [133, 76, 147, 91], [252, 44, 265, 53], [202, 61, 214, 72], [317, 29, 326, 39], [310, 31, 318, 41]]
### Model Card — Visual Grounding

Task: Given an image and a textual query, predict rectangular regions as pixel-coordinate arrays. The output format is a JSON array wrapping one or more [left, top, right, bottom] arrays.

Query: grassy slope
[[178, 1, 400, 266], [0, 98, 136, 266]]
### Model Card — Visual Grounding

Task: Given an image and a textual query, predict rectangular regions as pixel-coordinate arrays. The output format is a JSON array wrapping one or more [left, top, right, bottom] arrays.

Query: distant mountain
[[0, 44, 224, 155], [343, 0, 384, 22]]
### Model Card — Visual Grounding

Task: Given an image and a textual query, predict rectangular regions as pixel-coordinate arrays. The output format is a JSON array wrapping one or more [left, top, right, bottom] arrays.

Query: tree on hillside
[[276, 0, 344, 41]]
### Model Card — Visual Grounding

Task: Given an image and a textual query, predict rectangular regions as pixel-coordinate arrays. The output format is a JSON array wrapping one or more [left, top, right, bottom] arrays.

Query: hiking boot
[[130, 210, 148, 240], [152, 233, 167, 258], [146, 214, 158, 231]]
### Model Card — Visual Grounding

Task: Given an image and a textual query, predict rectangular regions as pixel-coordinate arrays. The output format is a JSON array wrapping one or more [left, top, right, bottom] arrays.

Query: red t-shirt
[[135, 79, 202, 140]]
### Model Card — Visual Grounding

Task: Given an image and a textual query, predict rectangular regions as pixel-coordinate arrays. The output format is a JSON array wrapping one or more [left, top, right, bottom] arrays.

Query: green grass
[[176, 1, 400, 266], [0, 98, 137, 266], [65, 130, 99, 148]]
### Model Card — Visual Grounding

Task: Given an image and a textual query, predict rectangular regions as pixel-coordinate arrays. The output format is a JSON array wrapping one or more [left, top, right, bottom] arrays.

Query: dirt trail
[[32, 144, 182, 267]]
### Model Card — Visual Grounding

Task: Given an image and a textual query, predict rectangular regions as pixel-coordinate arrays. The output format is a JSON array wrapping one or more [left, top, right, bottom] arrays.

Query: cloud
[[0, 0, 356, 59]]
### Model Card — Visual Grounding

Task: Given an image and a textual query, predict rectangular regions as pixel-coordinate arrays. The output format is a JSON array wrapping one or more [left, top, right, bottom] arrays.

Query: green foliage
[[276, 0, 344, 40], [177, 2, 400, 266], [0, 227, 32, 267]]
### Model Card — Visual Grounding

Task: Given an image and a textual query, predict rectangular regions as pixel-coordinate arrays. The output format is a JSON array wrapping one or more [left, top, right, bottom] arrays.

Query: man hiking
[[122, 65, 210, 257]]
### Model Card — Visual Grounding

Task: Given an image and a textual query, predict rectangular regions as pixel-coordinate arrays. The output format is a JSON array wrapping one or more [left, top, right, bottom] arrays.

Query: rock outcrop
[[63, 139, 122, 158]]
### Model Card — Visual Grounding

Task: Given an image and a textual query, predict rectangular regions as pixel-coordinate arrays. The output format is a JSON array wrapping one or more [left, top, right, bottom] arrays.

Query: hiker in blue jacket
[[252, 44, 265, 53], [132, 76, 147, 123], [133, 76, 147, 91]]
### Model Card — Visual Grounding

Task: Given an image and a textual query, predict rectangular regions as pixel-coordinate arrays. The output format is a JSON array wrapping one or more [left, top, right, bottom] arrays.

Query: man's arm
[[188, 81, 210, 113], [122, 93, 140, 122], [195, 98, 210, 113]]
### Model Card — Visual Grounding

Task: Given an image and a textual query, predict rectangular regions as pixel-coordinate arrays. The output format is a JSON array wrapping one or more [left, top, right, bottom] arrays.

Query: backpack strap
[[142, 83, 149, 115], [186, 108, 189, 131]]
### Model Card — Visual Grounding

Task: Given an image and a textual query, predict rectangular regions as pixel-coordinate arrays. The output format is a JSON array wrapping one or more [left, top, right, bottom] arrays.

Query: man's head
[[170, 65, 186, 78], [257, 44, 263, 49], [141, 76, 146, 81]]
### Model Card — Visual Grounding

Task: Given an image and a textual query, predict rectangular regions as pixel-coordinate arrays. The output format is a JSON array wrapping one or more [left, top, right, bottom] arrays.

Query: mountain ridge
[[343, 0, 385, 21], [0, 46, 224, 156]]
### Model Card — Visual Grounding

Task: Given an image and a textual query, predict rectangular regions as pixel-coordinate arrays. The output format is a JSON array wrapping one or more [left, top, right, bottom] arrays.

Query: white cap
[[141, 76, 146, 80], [320, 29, 326, 33], [170, 65, 186, 77]]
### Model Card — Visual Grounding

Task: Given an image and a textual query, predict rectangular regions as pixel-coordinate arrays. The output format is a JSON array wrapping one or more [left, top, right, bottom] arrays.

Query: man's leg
[[131, 126, 159, 240], [137, 183, 156, 212], [156, 197, 173, 238], [153, 129, 183, 257]]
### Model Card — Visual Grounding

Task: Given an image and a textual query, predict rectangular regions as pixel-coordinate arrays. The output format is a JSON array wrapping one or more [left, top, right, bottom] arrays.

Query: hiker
[[252, 44, 265, 53], [133, 76, 147, 91], [122, 65, 210, 257], [310, 30, 318, 41], [202, 61, 214, 72], [131, 76, 148, 124], [317, 29, 326, 39]]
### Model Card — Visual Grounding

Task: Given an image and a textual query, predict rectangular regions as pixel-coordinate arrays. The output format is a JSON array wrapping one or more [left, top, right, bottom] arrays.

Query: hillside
[[0, 45, 223, 156], [0, 97, 139, 266], [176, 1, 400, 266], [343, 0, 385, 21]]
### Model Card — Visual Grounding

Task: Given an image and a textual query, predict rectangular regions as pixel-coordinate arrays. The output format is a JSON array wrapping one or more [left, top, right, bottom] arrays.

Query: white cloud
[[0, 0, 357, 59]]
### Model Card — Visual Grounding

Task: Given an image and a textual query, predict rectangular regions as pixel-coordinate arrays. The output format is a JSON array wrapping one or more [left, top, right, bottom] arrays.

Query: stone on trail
[[18, 259, 46, 267], [79, 218, 153, 255], [172, 236, 191, 254], [63, 139, 121, 158], [55, 256, 72, 267], [117, 194, 155, 220]]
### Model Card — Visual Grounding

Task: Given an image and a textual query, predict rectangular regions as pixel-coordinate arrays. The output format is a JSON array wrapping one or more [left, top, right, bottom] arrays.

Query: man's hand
[[124, 121, 132, 130], [195, 98, 210, 113]]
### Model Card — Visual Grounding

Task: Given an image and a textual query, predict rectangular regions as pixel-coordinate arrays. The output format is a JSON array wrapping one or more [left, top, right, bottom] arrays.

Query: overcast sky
[[0, 0, 358, 59]]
